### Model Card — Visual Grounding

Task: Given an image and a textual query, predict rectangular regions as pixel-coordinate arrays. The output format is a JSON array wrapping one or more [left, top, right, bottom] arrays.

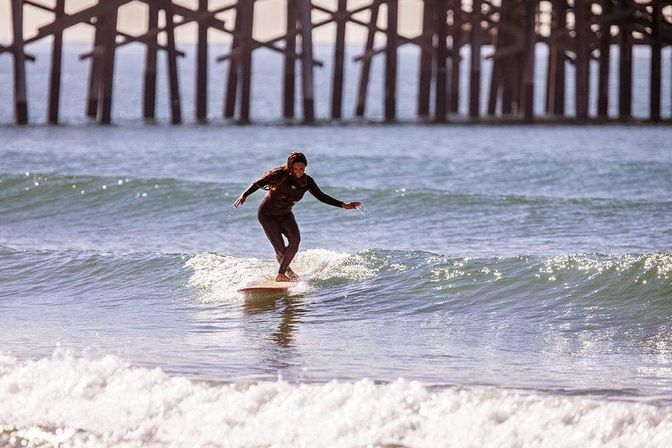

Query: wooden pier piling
[[48, 0, 65, 124], [574, 0, 589, 120], [618, 4, 633, 121], [331, 0, 348, 120], [98, 6, 118, 124], [11, 0, 28, 124], [597, 0, 611, 119], [2, 0, 671, 125], [546, 0, 566, 116], [224, 3, 241, 119], [283, 0, 298, 119], [449, 0, 462, 114], [143, 1, 159, 119], [650, 0, 662, 122], [522, 0, 536, 122], [384, 0, 399, 122], [86, 14, 103, 119], [435, 0, 448, 122], [417, 0, 433, 119], [299, 0, 315, 123], [469, 0, 481, 118], [163, 0, 182, 124], [239, 0, 255, 123], [196, 0, 209, 122]]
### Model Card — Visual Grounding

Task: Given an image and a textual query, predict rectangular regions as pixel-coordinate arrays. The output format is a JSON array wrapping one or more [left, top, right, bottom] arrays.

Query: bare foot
[[286, 268, 300, 281], [275, 273, 292, 282]]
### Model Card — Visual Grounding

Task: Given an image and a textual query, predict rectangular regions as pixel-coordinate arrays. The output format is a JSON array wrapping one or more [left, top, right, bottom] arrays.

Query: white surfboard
[[237, 281, 292, 294]]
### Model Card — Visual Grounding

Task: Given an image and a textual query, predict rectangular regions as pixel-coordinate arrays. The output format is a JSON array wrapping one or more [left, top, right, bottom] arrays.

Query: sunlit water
[[1, 46, 672, 447]]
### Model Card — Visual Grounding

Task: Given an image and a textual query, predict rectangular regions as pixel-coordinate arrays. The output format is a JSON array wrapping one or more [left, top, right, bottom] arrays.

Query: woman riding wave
[[234, 152, 361, 282]]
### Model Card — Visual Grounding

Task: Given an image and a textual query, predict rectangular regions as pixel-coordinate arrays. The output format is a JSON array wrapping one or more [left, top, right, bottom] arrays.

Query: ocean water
[[2, 45, 672, 447]]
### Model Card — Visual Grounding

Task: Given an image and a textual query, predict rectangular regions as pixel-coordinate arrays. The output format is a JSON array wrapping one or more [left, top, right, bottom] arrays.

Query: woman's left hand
[[233, 195, 246, 208], [342, 201, 361, 210]]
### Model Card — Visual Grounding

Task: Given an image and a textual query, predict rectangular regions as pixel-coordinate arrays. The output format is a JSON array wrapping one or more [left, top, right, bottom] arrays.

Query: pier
[[1, 0, 671, 125]]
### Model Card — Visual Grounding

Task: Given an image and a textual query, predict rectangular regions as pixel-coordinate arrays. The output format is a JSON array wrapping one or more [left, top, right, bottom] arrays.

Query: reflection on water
[[180, 292, 309, 381], [242, 294, 307, 348]]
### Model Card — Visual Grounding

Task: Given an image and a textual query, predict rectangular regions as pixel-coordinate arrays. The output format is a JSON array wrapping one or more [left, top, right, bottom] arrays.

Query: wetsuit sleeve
[[307, 177, 344, 208], [241, 182, 261, 198], [241, 169, 284, 198]]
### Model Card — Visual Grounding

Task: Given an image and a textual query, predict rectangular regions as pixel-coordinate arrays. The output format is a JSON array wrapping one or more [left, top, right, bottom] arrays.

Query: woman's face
[[292, 162, 306, 178]]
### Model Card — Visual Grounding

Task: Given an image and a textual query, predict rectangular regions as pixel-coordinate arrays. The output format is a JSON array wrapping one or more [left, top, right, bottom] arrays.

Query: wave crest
[[185, 249, 351, 302]]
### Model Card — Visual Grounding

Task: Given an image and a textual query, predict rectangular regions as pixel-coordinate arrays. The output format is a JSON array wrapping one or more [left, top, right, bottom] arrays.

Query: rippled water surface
[[1, 48, 672, 446], [2, 124, 671, 392]]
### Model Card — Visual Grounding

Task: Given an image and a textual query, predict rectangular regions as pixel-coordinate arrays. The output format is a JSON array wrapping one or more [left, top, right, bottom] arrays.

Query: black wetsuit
[[241, 167, 344, 274]]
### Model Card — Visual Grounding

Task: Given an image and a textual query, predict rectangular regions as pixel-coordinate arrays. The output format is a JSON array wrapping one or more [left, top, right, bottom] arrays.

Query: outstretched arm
[[308, 179, 361, 210], [233, 169, 284, 207], [234, 184, 257, 207], [234, 182, 260, 207]]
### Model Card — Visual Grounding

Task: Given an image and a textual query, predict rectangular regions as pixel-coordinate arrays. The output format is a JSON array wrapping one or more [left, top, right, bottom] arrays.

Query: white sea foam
[[185, 249, 351, 303], [1, 351, 672, 448]]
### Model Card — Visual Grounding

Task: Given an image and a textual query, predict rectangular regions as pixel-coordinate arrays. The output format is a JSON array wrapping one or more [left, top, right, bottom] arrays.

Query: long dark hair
[[284, 151, 308, 172], [263, 151, 308, 191]]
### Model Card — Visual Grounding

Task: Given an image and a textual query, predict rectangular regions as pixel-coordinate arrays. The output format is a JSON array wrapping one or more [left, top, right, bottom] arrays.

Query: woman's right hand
[[233, 195, 246, 208], [342, 201, 361, 210]]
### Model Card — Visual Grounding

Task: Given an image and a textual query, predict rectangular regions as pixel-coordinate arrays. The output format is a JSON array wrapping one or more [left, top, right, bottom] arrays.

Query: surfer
[[234, 152, 361, 282]]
